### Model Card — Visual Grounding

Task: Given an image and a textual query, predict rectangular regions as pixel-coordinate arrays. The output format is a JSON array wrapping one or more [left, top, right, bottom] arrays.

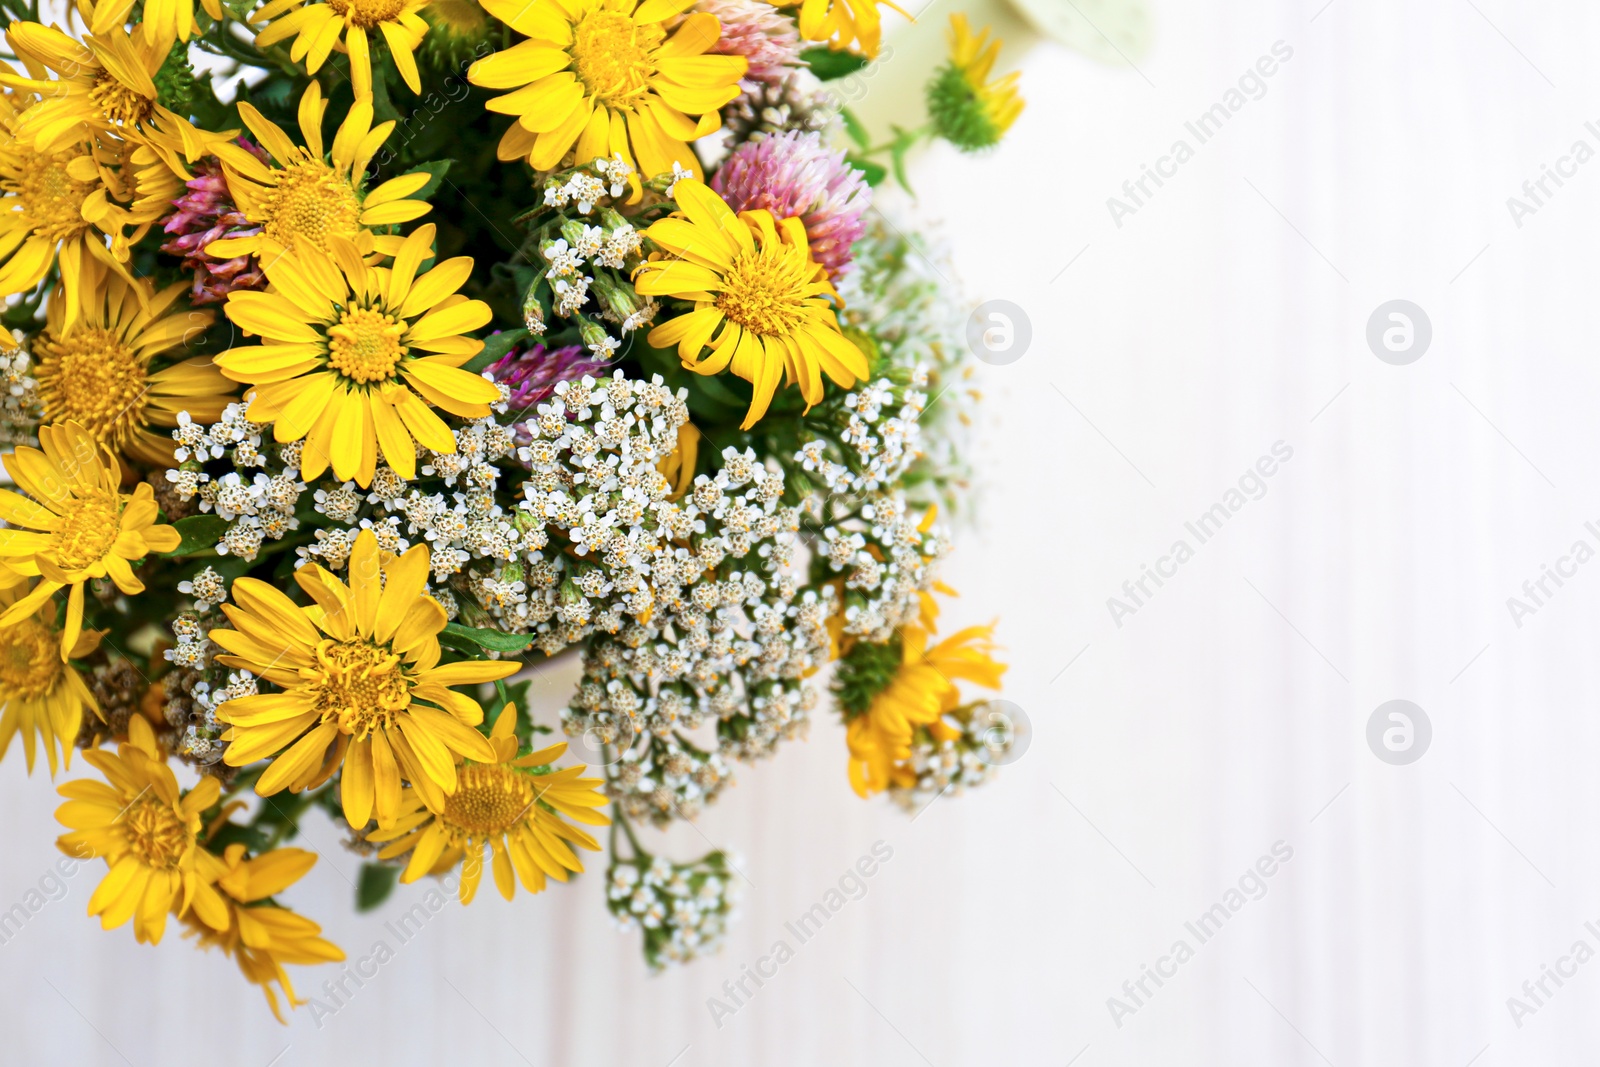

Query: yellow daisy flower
[[926, 14, 1024, 151], [215, 225, 498, 485], [844, 615, 1005, 798], [81, 0, 225, 45], [0, 422, 182, 659], [636, 179, 869, 428], [205, 82, 432, 264], [210, 531, 520, 830], [467, 0, 746, 182], [0, 584, 102, 776], [33, 258, 233, 469], [183, 844, 346, 1023], [250, 0, 431, 96], [368, 703, 609, 904], [54, 716, 231, 945], [0, 21, 222, 163], [0, 109, 181, 328], [790, 0, 905, 59]]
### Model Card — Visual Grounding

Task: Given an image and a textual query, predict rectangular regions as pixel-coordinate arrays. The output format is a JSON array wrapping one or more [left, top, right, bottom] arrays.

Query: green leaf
[[840, 107, 870, 150], [440, 622, 533, 653], [888, 127, 918, 194], [463, 327, 526, 374], [845, 153, 888, 187], [400, 159, 453, 202], [164, 514, 228, 557], [356, 863, 400, 912], [801, 46, 868, 80]]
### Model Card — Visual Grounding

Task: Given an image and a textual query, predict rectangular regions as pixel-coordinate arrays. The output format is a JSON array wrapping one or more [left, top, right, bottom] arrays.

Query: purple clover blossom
[[711, 130, 871, 277], [697, 0, 802, 87], [159, 143, 268, 305], [488, 341, 612, 417]]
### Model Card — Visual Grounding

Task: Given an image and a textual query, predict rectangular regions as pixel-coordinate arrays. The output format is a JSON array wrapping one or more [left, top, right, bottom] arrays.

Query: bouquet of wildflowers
[[0, 0, 1023, 1016]]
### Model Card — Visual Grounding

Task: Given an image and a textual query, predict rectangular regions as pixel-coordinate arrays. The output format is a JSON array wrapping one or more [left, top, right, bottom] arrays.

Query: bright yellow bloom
[[54, 716, 231, 944], [791, 0, 905, 59], [0, 422, 182, 659], [0, 584, 102, 776], [845, 616, 1005, 797], [215, 225, 498, 486], [250, 0, 431, 96], [206, 83, 431, 264], [80, 0, 225, 45], [467, 0, 746, 184], [637, 179, 868, 428], [34, 258, 233, 469], [0, 22, 222, 163], [183, 844, 346, 1023], [368, 703, 608, 903], [926, 14, 1023, 151], [0, 100, 180, 328], [211, 531, 521, 830]]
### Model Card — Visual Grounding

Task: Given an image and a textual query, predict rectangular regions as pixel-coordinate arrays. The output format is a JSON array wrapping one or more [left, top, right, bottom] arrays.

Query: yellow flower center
[[5, 151, 97, 244], [570, 9, 663, 106], [716, 243, 812, 337], [262, 159, 363, 251], [88, 73, 154, 128], [308, 638, 412, 738], [0, 618, 63, 697], [121, 795, 192, 870], [53, 489, 124, 573], [327, 0, 408, 28], [327, 307, 407, 383], [440, 763, 535, 837], [34, 326, 151, 449]]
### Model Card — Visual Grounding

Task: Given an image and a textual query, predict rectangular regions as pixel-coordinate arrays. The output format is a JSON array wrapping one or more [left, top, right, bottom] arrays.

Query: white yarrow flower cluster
[[607, 851, 738, 968], [0, 335, 40, 446]]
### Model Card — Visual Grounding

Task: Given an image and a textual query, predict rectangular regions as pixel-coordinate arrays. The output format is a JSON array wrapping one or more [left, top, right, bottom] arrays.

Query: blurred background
[[9, 0, 1600, 1062]]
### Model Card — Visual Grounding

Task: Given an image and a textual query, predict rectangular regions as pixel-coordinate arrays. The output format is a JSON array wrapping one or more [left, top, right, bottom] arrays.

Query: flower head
[[160, 145, 270, 305], [467, 0, 747, 187], [204, 83, 431, 264], [33, 258, 234, 468], [54, 716, 231, 944], [789, 0, 904, 59], [697, 0, 802, 86], [925, 14, 1023, 152], [368, 703, 609, 903], [83, 0, 225, 44], [712, 129, 870, 276], [0, 583, 102, 776], [838, 603, 1005, 797], [0, 106, 180, 328], [487, 341, 612, 413], [419, 0, 495, 70], [0, 422, 182, 658], [0, 22, 220, 163], [215, 224, 499, 486], [250, 0, 431, 95], [210, 531, 521, 829], [183, 844, 345, 1023], [637, 179, 868, 427]]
